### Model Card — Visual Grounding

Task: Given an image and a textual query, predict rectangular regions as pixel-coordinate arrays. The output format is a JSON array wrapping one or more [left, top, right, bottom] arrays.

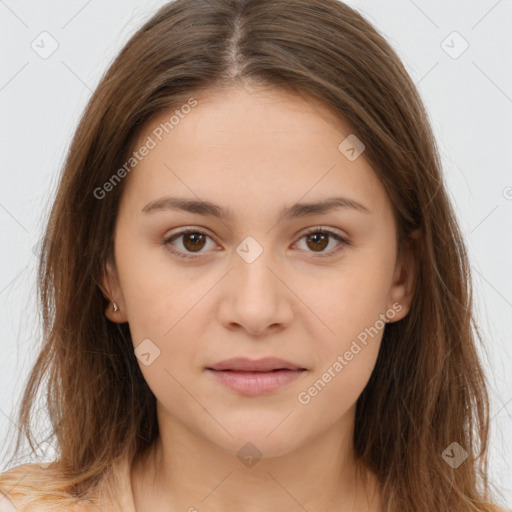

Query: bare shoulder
[[0, 461, 51, 480], [0, 462, 70, 511], [0, 462, 45, 511], [0, 461, 113, 512], [0, 492, 17, 512], [0, 460, 51, 487]]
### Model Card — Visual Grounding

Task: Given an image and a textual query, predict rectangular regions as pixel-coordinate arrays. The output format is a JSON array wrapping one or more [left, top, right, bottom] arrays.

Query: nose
[[216, 251, 294, 337]]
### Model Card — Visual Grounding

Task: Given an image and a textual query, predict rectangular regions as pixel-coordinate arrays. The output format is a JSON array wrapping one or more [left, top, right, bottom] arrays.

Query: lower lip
[[206, 369, 306, 395]]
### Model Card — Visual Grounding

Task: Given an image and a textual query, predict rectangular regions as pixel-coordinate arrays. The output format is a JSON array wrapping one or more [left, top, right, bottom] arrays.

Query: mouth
[[205, 357, 307, 395], [206, 356, 307, 372]]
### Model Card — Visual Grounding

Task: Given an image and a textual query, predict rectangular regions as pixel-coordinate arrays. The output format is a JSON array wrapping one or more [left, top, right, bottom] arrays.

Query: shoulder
[[0, 458, 129, 512], [0, 462, 48, 511], [0, 492, 17, 512], [0, 462, 89, 511]]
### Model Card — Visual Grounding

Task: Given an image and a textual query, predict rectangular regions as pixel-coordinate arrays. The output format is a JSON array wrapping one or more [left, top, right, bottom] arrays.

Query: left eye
[[163, 227, 349, 259], [294, 228, 349, 257]]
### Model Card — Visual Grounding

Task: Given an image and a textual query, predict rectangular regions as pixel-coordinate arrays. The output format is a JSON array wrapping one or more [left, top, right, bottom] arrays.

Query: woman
[[0, 0, 508, 510]]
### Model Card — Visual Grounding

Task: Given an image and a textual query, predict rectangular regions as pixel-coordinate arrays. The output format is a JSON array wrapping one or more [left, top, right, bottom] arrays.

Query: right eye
[[163, 228, 219, 259]]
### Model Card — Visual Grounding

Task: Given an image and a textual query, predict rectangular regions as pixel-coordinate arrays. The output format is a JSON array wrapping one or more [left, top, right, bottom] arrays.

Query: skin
[[101, 82, 418, 512]]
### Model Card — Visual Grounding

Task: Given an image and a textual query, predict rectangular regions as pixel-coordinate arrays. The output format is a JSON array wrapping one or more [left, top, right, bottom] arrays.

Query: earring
[[112, 301, 119, 312]]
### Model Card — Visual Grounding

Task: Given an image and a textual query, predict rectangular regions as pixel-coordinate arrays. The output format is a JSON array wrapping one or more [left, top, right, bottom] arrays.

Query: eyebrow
[[142, 195, 371, 221]]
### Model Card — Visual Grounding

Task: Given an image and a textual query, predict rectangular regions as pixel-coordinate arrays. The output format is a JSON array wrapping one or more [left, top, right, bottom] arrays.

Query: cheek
[[297, 283, 386, 415], [296, 339, 381, 419], [289, 255, 391, 415], [292, 247, 394, 354], [115, 234, 204, 337], [293, 248, 393, 414]]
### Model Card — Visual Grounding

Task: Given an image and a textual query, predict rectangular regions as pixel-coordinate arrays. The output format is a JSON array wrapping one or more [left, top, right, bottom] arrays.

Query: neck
[[131, 404, 382, 512]]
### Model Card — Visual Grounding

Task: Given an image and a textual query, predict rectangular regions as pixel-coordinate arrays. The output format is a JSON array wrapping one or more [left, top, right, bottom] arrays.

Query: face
[[101, 83, 416, 458]]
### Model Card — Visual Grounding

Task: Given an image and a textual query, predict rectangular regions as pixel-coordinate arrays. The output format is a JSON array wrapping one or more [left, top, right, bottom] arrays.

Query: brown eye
[[295, 228, 350, 258], [305, 232, 329, 252], [182, 232, 207, 252], [163, 228, 217, 259], [163, 226, 349, 261]]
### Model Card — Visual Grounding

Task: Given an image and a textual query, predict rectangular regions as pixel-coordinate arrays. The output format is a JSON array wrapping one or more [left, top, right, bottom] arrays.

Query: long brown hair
[[0, 0, 505, 510]]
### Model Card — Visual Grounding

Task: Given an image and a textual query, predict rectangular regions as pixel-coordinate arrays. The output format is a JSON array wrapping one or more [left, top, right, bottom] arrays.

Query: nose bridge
[[217, 234, 293, 335], [233, 235, 280, 304]]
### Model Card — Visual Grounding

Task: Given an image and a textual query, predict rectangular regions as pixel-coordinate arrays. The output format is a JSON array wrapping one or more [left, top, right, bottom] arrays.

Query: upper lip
[[207, 357, 306, 372]]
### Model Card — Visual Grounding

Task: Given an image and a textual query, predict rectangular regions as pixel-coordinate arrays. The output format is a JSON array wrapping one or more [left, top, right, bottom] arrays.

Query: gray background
[[0, 0, 510, 506]]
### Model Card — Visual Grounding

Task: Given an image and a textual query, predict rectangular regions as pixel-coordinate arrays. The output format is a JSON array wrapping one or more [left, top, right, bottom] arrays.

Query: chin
[[203, 419, 307, 460]]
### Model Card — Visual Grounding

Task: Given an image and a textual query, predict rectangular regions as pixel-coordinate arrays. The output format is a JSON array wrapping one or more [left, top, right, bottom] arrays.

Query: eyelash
[[162, 226, 351, 260]]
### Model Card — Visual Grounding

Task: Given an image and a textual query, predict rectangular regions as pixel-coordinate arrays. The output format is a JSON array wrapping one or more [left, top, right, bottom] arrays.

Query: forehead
[[119, 84, 389, 221]]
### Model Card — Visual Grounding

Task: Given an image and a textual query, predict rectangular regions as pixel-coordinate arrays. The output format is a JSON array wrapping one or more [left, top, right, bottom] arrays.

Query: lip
[[206, 368, 306, 395], [205, 357, 307, 396], [207, 357, 306, 372]]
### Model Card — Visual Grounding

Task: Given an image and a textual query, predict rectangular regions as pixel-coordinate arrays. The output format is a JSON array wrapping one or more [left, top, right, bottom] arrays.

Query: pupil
[[184, 233, 205, 252], [308, 233, 328, 251]]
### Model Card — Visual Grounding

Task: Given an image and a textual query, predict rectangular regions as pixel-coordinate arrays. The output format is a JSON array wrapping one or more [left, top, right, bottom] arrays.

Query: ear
[[99, 258, 128, 323], [386, 228, 421, 323]]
